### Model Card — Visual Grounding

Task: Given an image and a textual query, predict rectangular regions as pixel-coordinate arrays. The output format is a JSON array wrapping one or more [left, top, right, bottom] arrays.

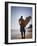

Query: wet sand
[[11, 29, 32, 39]]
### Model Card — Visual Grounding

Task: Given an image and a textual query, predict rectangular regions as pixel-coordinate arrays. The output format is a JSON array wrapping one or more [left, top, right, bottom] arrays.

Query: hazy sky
[[11, 6, 32, 30]]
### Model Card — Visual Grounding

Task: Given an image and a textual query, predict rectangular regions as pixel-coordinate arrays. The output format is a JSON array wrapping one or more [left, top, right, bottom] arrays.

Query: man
[[19, 16, 25, 39]]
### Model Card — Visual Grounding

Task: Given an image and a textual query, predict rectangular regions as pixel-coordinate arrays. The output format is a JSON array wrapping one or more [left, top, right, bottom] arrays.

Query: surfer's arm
[[19, 19, 21, 25]]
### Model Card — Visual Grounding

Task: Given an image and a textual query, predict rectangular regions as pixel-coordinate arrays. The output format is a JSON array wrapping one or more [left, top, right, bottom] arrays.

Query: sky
[[11, 6, 32, 30]]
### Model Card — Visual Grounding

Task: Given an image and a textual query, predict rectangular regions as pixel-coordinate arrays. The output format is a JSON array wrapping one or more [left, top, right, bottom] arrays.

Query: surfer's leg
[[21, 32, 23, 39], [24, 31, 25, 39]]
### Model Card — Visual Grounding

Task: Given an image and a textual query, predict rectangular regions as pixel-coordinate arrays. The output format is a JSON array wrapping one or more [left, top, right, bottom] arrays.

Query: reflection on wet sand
[[11, 29, 32, 39]]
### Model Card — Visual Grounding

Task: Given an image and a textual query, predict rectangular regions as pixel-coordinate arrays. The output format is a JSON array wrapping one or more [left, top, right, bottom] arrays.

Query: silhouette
[[19, 16, 31, 39], [19, 16, 25, 39]]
